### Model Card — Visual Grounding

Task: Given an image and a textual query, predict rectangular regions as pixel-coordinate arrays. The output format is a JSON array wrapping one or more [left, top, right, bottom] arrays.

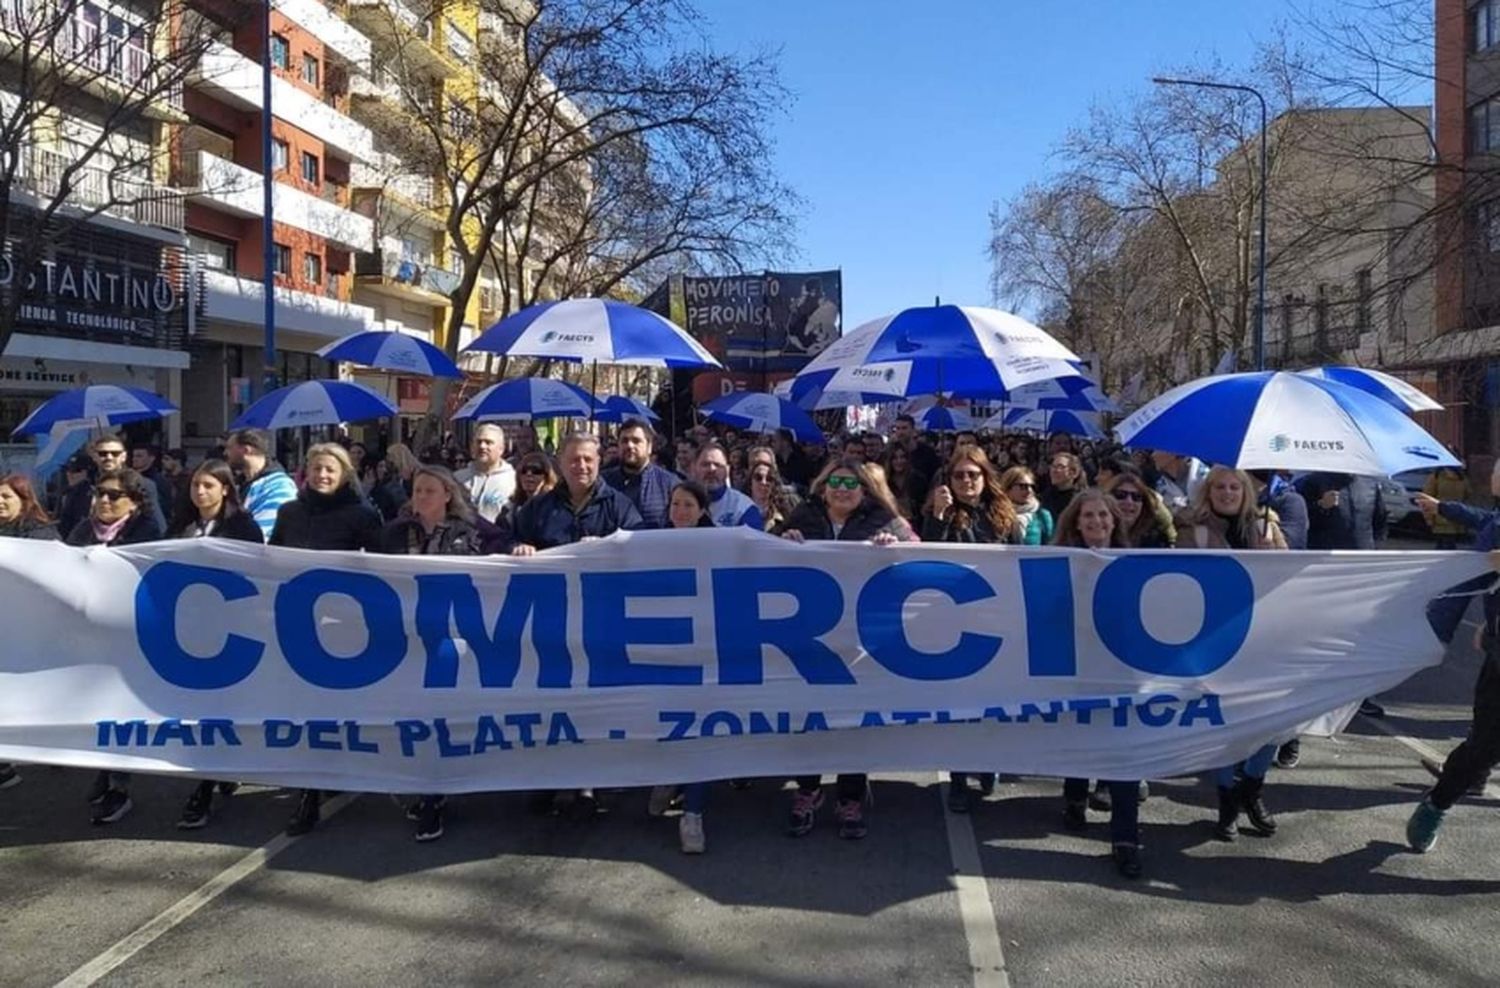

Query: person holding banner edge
[[0, 474, 60, 792], [778, 458, 907, 840], [1052, 489, 1146, 878]]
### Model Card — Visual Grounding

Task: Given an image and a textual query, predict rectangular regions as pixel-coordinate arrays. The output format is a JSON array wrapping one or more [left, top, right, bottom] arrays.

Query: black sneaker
[[285, 790, 320, 836], [414, 800, 444, 842], [976, 773, 996, 796], [406, 795, 446, 821], [1087, 782, 1112, 812], [86, 770, 110, 806], [0, 764, 20, 791], [216, 782, 240, 797], [1359, 699, 1386, 718], [91, 789, 133, 825], [177, 784, 213, 830], [1112, 843, 1143, 879], [1276, 740, 1301, 769]]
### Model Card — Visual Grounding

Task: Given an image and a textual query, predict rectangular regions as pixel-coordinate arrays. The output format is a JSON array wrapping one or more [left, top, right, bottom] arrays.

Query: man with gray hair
[[455, 423, 516, 523], [511, 432, 643, 555]]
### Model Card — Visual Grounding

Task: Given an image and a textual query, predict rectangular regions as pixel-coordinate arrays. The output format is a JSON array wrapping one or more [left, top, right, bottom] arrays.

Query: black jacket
[[512, 481, 644, 550], [65, 510, 165, 547], [0, 518, 60, 540], [269, 486, 383, 551], [371, 476, 411, 522], [377, 516, 481, 556], [921, 496, 1018, 545], [1300, 473, 1386, 550], [170, 509, 265, 544], [1039, 484, 1078, 525], [779, 497, 900, 542]]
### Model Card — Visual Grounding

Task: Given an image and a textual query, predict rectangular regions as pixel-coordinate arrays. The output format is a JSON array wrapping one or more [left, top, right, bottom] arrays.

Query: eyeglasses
[[751, 473, 773, 483], [520, 466, 547, 476], [1009, 481, 1036, 490], [93, 489, 130, 502], [1112, 490, 1145, 503], [825, 475, 861, 491], [950, 470, 984, 481]]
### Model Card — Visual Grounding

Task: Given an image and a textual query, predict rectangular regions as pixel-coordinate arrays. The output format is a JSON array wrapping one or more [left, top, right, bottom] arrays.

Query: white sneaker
[[679, 812, 705, 854], [648, 785, 677, 817]]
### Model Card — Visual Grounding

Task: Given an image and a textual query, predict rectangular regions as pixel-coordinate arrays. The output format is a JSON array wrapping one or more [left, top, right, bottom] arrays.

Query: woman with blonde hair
[[1176, 465, 1287, 842], [1176, 466, 1286, 550], [998, 466, 1053, 545], [861, 461, 919, 542], [269, 442, 383, 837]]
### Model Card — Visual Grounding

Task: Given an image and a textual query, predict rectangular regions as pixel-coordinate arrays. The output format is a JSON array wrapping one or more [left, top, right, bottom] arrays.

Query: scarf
[[91, 514, 130, 545]]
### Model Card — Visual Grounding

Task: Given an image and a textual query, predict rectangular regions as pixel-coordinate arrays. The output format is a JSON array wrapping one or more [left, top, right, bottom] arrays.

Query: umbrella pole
[[590, 360, 598, 424]]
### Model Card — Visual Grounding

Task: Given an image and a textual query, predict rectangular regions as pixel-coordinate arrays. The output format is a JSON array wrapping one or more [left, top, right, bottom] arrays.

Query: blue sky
[[698, 0, 1310, 328]]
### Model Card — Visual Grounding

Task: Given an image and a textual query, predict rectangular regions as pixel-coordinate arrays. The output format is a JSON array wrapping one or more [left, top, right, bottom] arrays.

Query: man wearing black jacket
[[511, 433, 644, 554]]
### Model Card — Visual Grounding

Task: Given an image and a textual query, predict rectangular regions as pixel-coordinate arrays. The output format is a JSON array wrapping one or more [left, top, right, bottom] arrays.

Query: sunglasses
[[825, 475, 861, 491], [1009, 481, 1036, 490], [520, 466, 547, 476], [950, 470, 984, 481], [95, 449, 126, 458], [1112, 490, 1145, 503], [93, 488, 130, 502]]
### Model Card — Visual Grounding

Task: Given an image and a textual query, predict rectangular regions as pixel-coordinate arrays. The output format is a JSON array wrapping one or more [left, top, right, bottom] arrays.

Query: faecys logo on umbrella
[[1270, 434, 1345, 453], [539, 330, 595, 345]]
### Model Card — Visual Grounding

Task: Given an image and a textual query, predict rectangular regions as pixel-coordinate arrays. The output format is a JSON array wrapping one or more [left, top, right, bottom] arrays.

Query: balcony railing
[[0, 1, 183, 109], [15, 145, 184, 232], [356, 248, 460, 298]]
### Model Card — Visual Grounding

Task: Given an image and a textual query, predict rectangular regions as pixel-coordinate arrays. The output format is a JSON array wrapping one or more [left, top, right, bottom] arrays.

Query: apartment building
[[0, 0, 193, 460]]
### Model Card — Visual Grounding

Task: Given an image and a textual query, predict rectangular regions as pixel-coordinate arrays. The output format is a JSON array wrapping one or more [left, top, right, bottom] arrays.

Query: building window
[[1480, 201, 1500, 254], [1477, 0, 1500, 53], [273, 243, 291, 276], [1470, 97, 1500, 153], [271, 139, 289, 172], [302, 53, 319, 87], [300, 150, 319, 184], [187, 233, 235, 272], [304, 252, 323, 285], [270, 34, 290, 70]]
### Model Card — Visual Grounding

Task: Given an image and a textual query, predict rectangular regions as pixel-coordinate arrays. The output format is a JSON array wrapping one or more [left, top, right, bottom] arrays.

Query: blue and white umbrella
[[594, 395, 661, 423], [1115, 371, 1459, 475], [1296, 366, 1442, 414], [231, 380, 396, 430], [988, 407, 1105, 440], [1005, 377, 1120, 413], [317, 330, 463, 379], [12, 385, 178, 437], [465, 298, 722, 368], [773, 375, 893, 411], [790, 305, 1084, 403], [911, 405, 974, 433], [699, 392, 825, 444], [453, 378, 600, 422]]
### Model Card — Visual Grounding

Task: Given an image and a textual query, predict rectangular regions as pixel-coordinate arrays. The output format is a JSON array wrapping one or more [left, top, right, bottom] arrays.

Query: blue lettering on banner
[[1093, 556, 1254, 677], [134, 561, 264, 689], [1020, 557, 1076, 676], [710, 567, 852, 685], [856, 561, 1001, 680], [413, 573, 571, 688], [275, 569, 407, 689], [582, 570, 701, 687]]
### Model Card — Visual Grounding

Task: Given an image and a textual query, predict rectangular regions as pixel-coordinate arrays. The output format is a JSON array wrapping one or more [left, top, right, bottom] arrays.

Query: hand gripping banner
[[0, 530, 1490, 792]]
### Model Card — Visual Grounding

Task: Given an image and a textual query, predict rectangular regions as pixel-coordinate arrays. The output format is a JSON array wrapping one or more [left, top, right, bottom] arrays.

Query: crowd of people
[[1, 411, 1496, 880]]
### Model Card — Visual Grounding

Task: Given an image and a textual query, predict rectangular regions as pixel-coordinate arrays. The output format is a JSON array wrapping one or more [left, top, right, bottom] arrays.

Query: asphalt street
[[3, 601, 1498, 987]]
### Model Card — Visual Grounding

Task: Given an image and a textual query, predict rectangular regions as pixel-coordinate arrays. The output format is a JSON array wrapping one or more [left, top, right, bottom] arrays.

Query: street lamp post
[[1152, 76, 1268, 372], [261, 0, 278, 398]]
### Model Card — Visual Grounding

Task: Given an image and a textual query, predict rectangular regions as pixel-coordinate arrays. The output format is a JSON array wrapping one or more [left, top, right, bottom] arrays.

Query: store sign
[[0, 250, 184, 340], [0, 357, 159, 393], [396, 376, 431, 413]]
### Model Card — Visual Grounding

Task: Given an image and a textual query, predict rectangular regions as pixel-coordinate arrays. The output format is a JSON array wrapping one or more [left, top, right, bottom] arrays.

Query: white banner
[[0, 532, 1489, 792]]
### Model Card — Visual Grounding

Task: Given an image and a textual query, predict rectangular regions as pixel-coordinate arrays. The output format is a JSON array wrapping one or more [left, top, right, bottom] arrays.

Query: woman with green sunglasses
[[775, 458, 907, 841]]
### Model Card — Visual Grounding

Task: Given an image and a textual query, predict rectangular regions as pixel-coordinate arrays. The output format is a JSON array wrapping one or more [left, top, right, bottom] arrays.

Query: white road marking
[[52, 793, 357, 988], [939, 776, 1011, 988]]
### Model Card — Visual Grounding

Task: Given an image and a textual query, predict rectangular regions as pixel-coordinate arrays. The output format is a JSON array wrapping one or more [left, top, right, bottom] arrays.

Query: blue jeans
[[1063, 778, 1140, 845], [1214, 743, 1278, 788]]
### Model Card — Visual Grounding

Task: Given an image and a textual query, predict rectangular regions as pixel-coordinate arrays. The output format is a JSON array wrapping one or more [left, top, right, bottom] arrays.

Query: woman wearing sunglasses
[[1102, 472, 1177, 548], [1177, 466, 1288, 843], [777, 458, 905, 840], [65, 468, 165, 825], [742, 460, 799, 532], [998, 467, 1054, 545], [923, 447, 1020, 812]]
